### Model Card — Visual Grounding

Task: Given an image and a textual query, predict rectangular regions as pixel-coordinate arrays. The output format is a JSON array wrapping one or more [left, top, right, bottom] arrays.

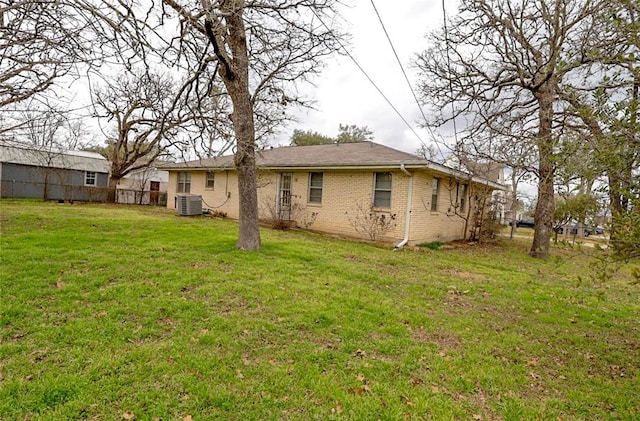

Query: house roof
[[122, 166, 169, 182], [0, 144, 110, 173], [159, 142, 505, 189]]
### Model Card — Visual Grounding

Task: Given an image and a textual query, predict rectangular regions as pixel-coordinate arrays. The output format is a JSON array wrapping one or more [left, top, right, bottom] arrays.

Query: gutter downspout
[[394, 163, 413, 250]]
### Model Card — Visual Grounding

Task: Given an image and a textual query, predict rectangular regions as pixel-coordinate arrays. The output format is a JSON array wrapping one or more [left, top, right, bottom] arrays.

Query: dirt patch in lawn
[[409, 326, 462, 350], [444, 268, 487, 281]]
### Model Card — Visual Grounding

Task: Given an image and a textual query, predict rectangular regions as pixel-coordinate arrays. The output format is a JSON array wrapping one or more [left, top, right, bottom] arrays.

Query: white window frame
[[373, 172, 392, 208], [278, 172, 293, 220], [85, 171, 96, 186], [177, 172, 191, 193], [459, 183, 467, 213], [206, 171, 215, 190], [308, 172, 323, 204], [431, 177, 440, 211]]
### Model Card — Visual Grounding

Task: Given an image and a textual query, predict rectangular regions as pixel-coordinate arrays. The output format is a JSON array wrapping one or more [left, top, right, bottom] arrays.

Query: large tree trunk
[[235, 149, 260, 249], [107, 175, 119, 203], [205, 0, 261, 250], [530, 82, 555, 259], [232, 95, 261, 250], [228, 12, 260, 251]]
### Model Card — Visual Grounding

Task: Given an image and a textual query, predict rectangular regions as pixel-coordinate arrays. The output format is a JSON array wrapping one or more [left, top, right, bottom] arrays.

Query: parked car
[[509, 218, 535, 228], [580, 225, 605, 235]]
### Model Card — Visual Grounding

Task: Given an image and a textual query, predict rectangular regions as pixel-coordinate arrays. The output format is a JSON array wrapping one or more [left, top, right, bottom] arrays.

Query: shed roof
[[0, 144, 110, 173]]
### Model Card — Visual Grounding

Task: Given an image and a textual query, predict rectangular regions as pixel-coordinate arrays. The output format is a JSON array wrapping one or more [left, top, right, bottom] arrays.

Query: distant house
[[449, 157, 510, 224], [159, 142, 505, 246], [115, 165, 169, 205], [0, 143, 110, 201]]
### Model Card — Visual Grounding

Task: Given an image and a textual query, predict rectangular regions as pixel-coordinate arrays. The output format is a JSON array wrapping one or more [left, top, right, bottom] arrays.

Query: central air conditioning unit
[[176, 194, 202, 216]]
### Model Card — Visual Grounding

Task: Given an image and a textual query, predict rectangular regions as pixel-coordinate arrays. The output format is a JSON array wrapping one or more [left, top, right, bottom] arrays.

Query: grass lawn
[[1, 200, 638, 420]]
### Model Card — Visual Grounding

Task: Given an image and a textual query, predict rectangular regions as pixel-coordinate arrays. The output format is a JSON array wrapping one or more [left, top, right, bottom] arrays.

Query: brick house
[[160, 142, 504, 246]]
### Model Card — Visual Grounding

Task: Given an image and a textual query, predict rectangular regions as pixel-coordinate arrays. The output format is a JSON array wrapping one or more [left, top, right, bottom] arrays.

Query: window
[[459, 183, 467, 213], [206, 171, 215, 189], [177, 172, 191, 193], [85, 171, 96, 186], [373, 172, 392, 208], [308, 172, 323, 203], [431, 177, 440, 211], [279, 173, 293, 220]]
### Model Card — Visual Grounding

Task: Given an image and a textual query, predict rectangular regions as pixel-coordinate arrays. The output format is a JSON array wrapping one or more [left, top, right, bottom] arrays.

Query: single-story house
[[0, 143, 110, 201], [159, 142, 505, 246]]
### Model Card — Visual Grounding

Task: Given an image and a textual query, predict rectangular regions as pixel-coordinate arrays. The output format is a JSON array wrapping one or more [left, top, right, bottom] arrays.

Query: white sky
[[274, 1, 448, 156]]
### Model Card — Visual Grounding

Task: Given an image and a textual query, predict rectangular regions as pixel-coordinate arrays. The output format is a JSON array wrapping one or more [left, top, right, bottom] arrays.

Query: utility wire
[[312, 9, 426, 147], [369, 0, 446, 161], [369, 1, 428, 129]]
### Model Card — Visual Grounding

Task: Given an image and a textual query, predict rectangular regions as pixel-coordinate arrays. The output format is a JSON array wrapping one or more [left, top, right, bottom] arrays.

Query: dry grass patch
[[408, 326, 462, 351]]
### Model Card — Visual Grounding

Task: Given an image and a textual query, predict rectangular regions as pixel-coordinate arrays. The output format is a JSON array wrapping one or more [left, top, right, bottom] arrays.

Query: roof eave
[[159, 162, 504, 189]]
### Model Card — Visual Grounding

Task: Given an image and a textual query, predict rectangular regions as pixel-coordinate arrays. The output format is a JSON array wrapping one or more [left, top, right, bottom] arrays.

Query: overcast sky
[[275, 1, 449, 156], [67, 2, 452, 158]]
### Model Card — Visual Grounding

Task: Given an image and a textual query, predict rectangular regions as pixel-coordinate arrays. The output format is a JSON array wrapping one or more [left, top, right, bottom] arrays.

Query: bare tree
[[3, 0, 344, 249], [415, 143, 439, 162], [458, 132, 536, 239], [92, 71, 198, 202], [416, 0, 611, 259], [158, 0, 344, 250], [0, 0, 146, 113], [132, 166, 154, 205], [63, 118, 94, 150], [442, 151, 507, 241], [1, 1, 77, 109], [186, 85, 236, 159], [5, 103, 74, 200]]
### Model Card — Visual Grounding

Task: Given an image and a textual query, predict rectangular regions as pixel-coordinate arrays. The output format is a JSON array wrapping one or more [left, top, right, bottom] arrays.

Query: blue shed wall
[[0, 163, 109, 201]]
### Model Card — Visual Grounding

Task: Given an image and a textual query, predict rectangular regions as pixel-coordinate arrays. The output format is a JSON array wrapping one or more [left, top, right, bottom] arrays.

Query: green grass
[[1, 200, 638, 420], [418, 241, 444, 250]]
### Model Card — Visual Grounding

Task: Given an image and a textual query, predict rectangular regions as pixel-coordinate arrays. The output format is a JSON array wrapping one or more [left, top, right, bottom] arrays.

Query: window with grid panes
[[308, 172, 323, 203], [373, 172, 392, 208]]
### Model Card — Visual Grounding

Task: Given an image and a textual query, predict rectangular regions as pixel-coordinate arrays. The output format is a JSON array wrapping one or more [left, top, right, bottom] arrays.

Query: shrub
[[347, 201, 397, 241]]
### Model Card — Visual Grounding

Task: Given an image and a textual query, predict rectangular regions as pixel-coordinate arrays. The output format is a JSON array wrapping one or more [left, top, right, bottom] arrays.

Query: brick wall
[[167, 168, 492, 245], [409, 173, 468, 244], [167, 170, 240, 216]]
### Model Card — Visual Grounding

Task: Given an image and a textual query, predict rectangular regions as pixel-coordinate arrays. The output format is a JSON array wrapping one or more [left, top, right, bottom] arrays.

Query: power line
[[369, 0, 446, 160], [312, 9, 427, 147], [369, 1, 428, 127]]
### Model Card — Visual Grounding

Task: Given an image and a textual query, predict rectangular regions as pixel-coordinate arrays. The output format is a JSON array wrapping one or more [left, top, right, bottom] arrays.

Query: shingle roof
[[161, 142, 426, 169], [159, 141, 505, 189]]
